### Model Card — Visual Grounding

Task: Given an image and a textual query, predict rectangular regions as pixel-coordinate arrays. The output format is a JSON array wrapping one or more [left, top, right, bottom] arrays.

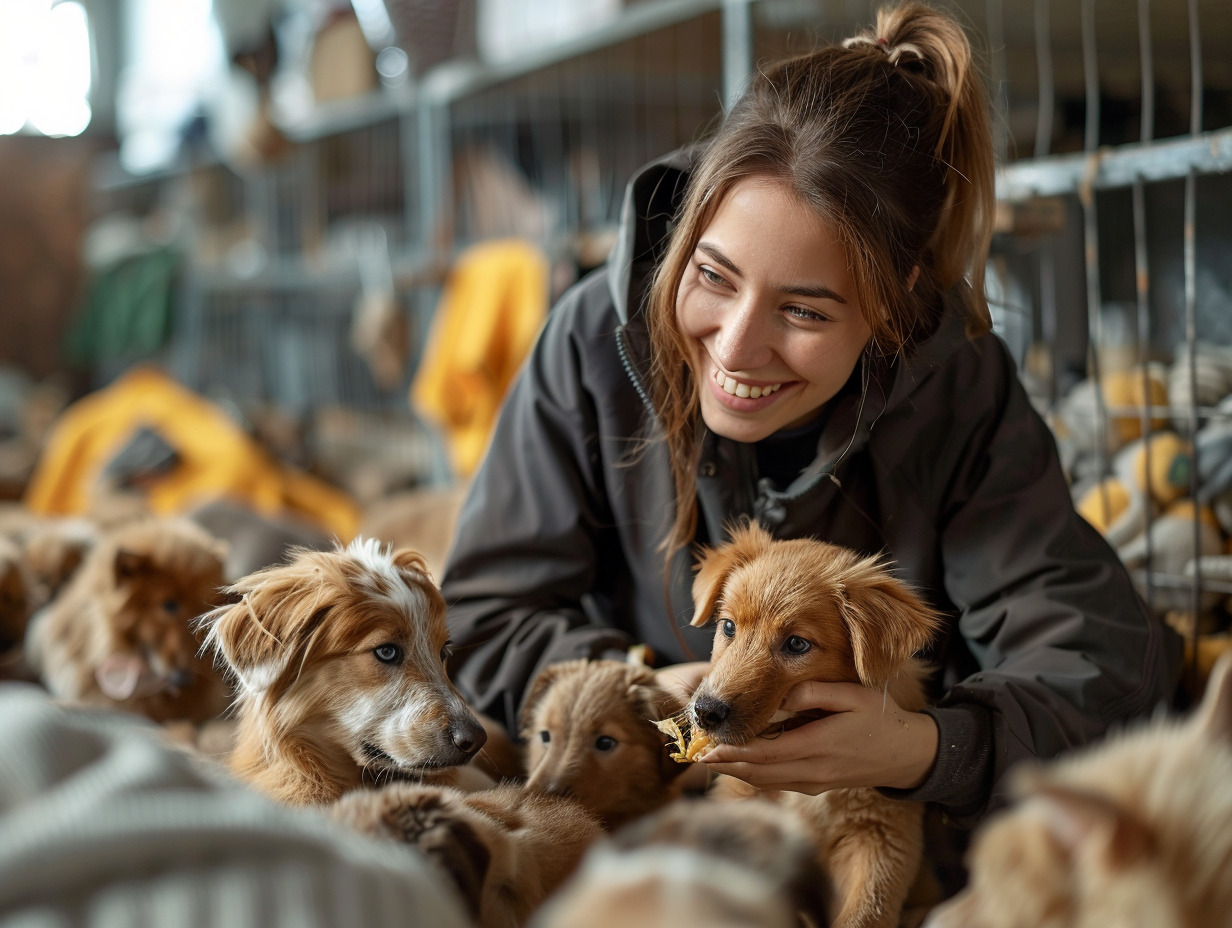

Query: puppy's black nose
[[692, 695, 730, 732], [450, 717, 487, 757]]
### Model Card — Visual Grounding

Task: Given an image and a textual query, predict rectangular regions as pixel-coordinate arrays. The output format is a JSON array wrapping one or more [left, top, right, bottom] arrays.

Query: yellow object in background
[[1076, 477, 1132, 535], [412, 239, 549, 478], [23, 366, 359, 541]]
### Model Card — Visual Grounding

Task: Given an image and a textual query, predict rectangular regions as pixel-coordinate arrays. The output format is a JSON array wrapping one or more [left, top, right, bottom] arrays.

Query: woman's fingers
[[779, 679, 873, 713]]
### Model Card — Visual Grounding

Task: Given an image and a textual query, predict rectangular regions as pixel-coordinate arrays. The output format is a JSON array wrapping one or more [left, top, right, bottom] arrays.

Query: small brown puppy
[[684, 521, 942, 928], [26, 516, 231, 723], [333, 781, 603, 928], [531, 795, 832, 928], [521, 658, 692, 830], [202, 538, 491, 806], [924, 653, 1232, 928]]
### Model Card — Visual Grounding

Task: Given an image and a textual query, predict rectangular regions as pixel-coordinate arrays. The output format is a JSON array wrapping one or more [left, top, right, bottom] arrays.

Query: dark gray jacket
[[442, 149, 1181, 825]]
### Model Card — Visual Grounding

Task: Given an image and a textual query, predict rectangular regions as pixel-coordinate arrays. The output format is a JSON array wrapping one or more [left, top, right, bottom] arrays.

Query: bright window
[[0, 0, 93, 137]]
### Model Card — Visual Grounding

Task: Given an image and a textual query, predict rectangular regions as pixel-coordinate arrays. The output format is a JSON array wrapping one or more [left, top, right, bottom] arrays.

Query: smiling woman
[[441, 1, 1179, 902]]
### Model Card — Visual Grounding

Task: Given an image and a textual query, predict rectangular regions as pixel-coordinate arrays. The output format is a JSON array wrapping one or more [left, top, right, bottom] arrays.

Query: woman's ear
[[906, 265, 921, 292]]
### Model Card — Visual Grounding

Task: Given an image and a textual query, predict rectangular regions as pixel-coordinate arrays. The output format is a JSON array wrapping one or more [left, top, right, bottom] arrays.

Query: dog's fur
[[687, 521, 942, 928], [203, 538, 491, 806], [925, 653, 1232, 928], [521, 658, 692, 830], [532, 795, 832, 928], [332, 781, 603, 928], [25, 516, 231, 723]]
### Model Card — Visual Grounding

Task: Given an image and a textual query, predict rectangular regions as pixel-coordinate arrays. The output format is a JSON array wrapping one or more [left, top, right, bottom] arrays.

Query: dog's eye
[[783, 635, 812, 655], [594, 735, 617, 752], [720, 619, 736, 638], [162, 599, 179, 615], [373, 644, 403, 664], [440, 641, 453, 663], [539, 730, 551, 744]]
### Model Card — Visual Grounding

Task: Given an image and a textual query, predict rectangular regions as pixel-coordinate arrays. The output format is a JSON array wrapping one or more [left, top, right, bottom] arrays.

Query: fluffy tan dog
[[532, 795, 832, 928], [521, 658, 691, 830], [203, 538, 492, 806], [26, 516, 231, 723], [683, 521, 941, 928], [332, 781, 603, 928], [924, 653, 1232, 928]]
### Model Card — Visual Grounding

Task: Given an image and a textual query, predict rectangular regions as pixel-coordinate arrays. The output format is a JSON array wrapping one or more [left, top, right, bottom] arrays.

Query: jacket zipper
[[616, 325, 655, 414]]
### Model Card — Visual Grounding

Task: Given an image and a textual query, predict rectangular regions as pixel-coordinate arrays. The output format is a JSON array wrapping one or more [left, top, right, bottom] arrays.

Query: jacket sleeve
[[440, 280, 634, 735], [882, 335, 1182, 825]]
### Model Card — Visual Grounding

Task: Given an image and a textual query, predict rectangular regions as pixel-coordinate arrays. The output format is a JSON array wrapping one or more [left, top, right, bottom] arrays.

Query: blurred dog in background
[[925, 653, 1232, 928], [26, 516, 230, 724]]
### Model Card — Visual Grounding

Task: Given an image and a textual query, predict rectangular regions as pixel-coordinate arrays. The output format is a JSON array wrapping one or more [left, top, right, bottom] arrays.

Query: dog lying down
[[925, 652, 1232, 928], [202, 538, 494, 806], [531, 795, 832, 928], [676, 521, 942, 928], [27, 516, 231, 724], [521, 658, 692, 830], [332, 781, 603, 928]]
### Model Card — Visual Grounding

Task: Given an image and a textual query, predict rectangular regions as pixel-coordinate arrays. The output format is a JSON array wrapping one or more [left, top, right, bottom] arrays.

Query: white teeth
[[714, 369, 782, 398]]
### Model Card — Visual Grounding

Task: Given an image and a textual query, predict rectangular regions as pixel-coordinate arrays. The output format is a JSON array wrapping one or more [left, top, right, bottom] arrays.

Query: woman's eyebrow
[[695, 241, 848, 304]]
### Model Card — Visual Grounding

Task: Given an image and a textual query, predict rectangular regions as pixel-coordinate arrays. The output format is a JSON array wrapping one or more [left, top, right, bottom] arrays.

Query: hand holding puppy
[[699, 680, 938, 794]]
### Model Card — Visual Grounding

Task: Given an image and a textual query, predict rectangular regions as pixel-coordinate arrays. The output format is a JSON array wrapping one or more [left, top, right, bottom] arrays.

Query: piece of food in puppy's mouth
[[653, 716, 713, 764]]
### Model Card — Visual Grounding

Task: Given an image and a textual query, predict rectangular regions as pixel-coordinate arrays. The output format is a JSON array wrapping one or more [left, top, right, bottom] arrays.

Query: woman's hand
[[653, 661, 712, 706], [698, 680, 938, 794]]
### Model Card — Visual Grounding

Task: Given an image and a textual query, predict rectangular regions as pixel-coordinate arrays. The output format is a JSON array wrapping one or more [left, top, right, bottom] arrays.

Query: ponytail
[[845, 3, 996, 333]]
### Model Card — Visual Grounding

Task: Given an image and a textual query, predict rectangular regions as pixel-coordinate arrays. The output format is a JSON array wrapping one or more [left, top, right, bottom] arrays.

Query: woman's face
[[676, 176, 872, 443]]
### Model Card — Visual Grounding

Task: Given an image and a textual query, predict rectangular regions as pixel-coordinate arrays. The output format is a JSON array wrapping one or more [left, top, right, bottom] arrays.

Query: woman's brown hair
[[645, 2, 996, 562]]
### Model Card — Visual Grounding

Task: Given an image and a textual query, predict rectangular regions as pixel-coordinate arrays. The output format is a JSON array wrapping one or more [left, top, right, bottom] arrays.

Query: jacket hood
[[606, 147, 696, 324]]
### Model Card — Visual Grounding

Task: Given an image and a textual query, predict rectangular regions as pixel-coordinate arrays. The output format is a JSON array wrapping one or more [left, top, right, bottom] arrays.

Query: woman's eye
[[594, 735, 617, 752], [539, 730, 551, 744], [440, 641, 453, 663], [783, 635, 812, 655], [700, 265, 726, 287], [373, 644, 403, 664], [721, 619, 736, 638], [785, 304, 827, 323]]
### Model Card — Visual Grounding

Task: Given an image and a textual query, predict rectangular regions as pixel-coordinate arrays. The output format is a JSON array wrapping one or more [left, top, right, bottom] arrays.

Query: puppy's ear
[[628, 680, 692, 784], [392, 546, 434, 584], [114, 548, 154, 583], [519, 660, 577, 738], [1022, 777, 1155, 870], [200, 565, 321, 693], [839, 562, 941, 687], [690, 521, 772, 627], [1193, 652, 1232, 748]]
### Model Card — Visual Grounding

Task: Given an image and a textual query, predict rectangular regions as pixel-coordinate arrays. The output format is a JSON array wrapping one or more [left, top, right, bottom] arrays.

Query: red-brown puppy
[[685, 520, 942, 928], [203, 538, 490, 806], [521, 658, 691, 830]]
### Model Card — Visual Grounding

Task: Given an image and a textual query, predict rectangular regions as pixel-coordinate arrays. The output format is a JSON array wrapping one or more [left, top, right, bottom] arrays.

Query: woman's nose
[[714, 299, 773, 373]]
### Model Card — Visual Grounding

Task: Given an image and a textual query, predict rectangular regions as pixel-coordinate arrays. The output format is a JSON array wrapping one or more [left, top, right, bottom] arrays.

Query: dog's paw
[[332, 784, 492, 918]]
